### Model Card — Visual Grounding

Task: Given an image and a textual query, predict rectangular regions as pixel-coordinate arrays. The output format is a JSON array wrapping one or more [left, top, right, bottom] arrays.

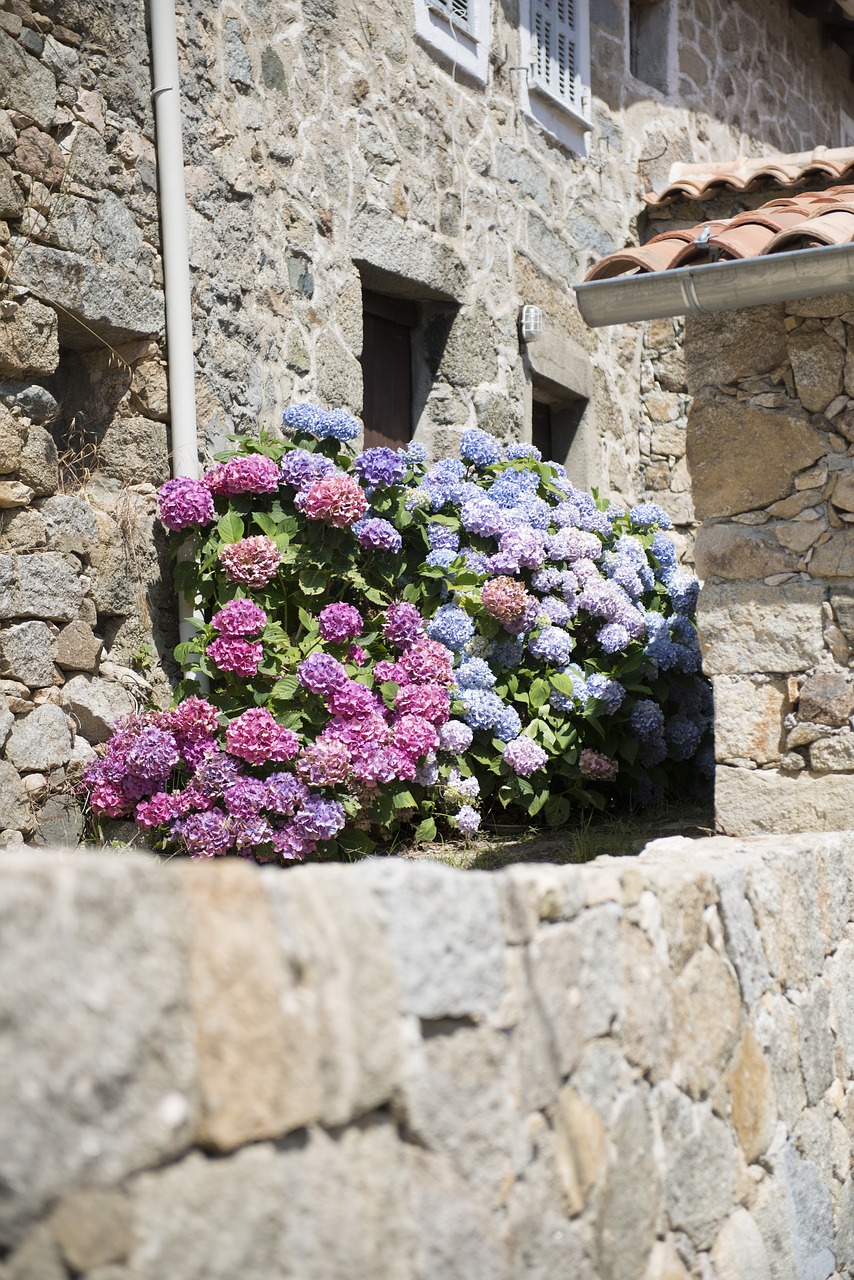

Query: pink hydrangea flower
[[503, 737, 549, 777], [297, 737, 351, 787], [383, 602, 423, 649], [218, 536, 282, 588], [327, 680, 382, 718], [392, 713, 439, 761], [204, 454, 280, 496], [210, 599, 267, 637], [318, 603, 363, 643], [398, 639, 454, 686], [225, 708, 300, 765], [158, 696, 220, 742], [207, 636, 263, 678], [481, 576, 540, 634], [297, 474, 368, 527], [394, 683, 451, 726], [579, 748, 618, 782], [347, 644, 368, 665]]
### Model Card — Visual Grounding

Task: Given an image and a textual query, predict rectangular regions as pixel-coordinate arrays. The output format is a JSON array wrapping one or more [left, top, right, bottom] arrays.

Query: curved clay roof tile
[[764, 209, 854, 253]]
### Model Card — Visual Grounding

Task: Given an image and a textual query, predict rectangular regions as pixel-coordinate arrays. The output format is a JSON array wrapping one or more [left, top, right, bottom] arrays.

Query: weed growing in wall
[[81, 406, 712, 863]]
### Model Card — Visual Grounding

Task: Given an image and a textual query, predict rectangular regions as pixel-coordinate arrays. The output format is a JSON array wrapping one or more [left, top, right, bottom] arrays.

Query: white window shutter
[[530, 0, 583, 112], [430, 0, 473, 32]]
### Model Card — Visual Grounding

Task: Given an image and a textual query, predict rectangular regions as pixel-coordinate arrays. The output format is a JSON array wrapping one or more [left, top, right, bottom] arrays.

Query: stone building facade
[[0, 0, 851, 840]]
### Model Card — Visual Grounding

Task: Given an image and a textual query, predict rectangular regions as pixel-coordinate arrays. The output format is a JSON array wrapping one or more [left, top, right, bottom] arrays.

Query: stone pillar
[[687, 296, 854, 834]]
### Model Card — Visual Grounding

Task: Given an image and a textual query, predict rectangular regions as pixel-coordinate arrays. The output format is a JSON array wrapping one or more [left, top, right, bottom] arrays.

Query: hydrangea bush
[[82, 405, 712, 862]]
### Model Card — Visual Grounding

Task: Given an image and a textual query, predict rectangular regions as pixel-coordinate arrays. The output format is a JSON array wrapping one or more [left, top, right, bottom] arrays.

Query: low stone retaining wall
[[2, 837, 854, 1279]]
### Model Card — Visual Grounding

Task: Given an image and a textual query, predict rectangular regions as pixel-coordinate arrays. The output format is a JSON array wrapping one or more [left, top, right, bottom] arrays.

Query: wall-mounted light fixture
[[519, 304, 544, 343]]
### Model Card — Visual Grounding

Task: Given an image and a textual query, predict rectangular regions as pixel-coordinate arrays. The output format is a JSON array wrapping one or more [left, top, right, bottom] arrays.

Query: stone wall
[[0, 0, 177, 846], [4, 836, 854, 1279], [688, 295, 854, 835]]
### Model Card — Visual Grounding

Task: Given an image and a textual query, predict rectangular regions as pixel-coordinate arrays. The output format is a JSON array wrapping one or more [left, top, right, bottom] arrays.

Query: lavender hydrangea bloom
[[503, 737, 548, 776], [459, 688, 506, 731], [531, 567, 562, 593], [651, 531, 678, 578], [292, 796, 346, 841], [194, 750, 244, 798], [498, 527, 547, 569], [157, 477, 216, 531], [460, 428, 502, 468], [551, 502, 583, 528], [279, 448, 337, 490], [428, 604, 475, 651], [448, 767, 481, 798], [579, 510, 612, 538], [297, 652, 349, 696], [464, 550, 492, 575], [597, 622, 632, 653], [529, 626, 574, 666], [353, 517, 403, 553], [266, 772, 309, 815], [488, 469, 540, 508], [406, 441, 427, 462], [426, 548, 458, 570], [454, 804, 481, 836], [585, 674, 625, 714], [415, 754, 440, 786], [546, 528, 602, 563], [460, 497, 506, 537], [177, 809, 232, 858], [353, 447, 408, 488], [540, 596, 573, 626], [666, 571, 700, 616], [437, 720, 474, 753]]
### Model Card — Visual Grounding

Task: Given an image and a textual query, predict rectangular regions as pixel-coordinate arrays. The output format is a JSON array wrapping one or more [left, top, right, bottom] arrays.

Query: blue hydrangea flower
[[491, 636, 525, 669], [666, 571, 700, 617], [597, 622, 631, 653], [459, 688, 506, 731], [428, 604, 475, 651], [460, 428, 503, 469], [585, 674, 625, 714], [630, 502, 673, 531], [666, 714, 701, 761], [541, 596, 573, 626], [549, 663, 587, 712], [464, 550, 492, 575], [494, 706, 523, 741], [505, 442, 542, 461], [283, 403, 361, 442], [488, 469, 540, 508], [426, 548, 458, 570], [455, 657, 497, 689], [406, 441, 427, 462], [630, 699, 665, 739], [651, 532, 678, 578], [427, 524, 460, 552], [460, 497, 506, 537]]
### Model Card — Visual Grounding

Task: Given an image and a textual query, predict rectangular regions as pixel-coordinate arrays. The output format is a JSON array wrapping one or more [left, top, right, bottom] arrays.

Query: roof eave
[[573, 242, 854, 328]]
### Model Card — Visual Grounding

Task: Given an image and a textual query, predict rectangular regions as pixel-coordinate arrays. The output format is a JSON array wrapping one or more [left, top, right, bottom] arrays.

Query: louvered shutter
[[530, 0, 583, 112], [430, 0, 473, 32]]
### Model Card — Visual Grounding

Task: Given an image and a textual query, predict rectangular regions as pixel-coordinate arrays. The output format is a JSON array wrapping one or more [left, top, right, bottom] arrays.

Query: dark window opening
[[629, 0, 670, 94], [360, 290, 419, 450], [532, 397, 553, 461]]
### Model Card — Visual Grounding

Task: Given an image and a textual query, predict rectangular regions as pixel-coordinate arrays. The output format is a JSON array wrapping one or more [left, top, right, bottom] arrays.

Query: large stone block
[[363, 861, 505, 1021], [687, 392, 825, 520], [96, 416, 169, 487], [694, 523, 797, 581], [711, 1209, 772, 1280], [596, 1088, 661, 1280], [716, 766, 854, 835], [713, 675, 789, 764], [0, 553, 84, 623], [697, 581, 825, 676], [5, 703, 72, 772], [13, 246, 163, 349], [0, 297, 59, 379], [0, 756, 30, 829], [0, 853, 198, 1246], [351, 204, 468, 301], [61, 673, 135, 743], [672, 945, 742, 1100], [18, 425, 59, 497], [0, 29, 56, 129], [787, 328, 845, 413], [656, 1083, 736, 1251], [724, 1028, 777, 1163], [810, 530, 854, 578], [0, 621, 56, 688], [684, 305, 787, 394]]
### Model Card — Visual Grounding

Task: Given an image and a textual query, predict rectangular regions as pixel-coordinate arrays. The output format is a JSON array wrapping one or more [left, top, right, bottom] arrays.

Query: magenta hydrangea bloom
[[210, 599, 267, 637], [218, 536, 282, 588], [204, 454, 280, 496], [158, 695, 220, 742], [347, 644, 368, 665], [373, 660, 403, 684], [176, 808, 232, 858], [157, 476, 216, 531], [392, 713, 439, 761], [383, 602, 424, 649], [327, 680, 382, 718], [296, 474, 368, 527], [503, 737, 549, 777], [394, 683, 451, 726], [225, 708, 300, 765], [265, 772, 310, 815], [297, 652, 349, 696], [88, 778, 132, 818], [206, 636, 263, 678], [318, 602, 363, 644]]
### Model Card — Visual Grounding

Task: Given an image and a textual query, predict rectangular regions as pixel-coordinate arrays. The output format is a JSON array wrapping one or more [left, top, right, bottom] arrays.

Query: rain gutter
[[149, 0, 200, 653], [573, 241, 854, 328]]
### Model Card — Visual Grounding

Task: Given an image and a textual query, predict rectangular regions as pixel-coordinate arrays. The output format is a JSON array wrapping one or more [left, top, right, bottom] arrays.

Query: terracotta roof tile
[[585, 185, 854, 282], [644, 147, 854, 207]]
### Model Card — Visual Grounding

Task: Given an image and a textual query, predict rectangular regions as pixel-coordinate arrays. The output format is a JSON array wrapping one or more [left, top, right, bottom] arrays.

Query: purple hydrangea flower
[[157, 477, 216, 531], [353, 447, 408, 487], [427, 524, 461, 552], [454, 804, 481, 836], [503, 737, 548, 776], [279, 448, 338, 490], [176, 808, 232, 858], [437, 720, 473, 753], [318, 603, 363, 644], [384, 603, 424, 649], [210, 599, 267, 637], [297, 652, 349, 696], [460, 428, 502, 468], [353, 517, 403, 553]]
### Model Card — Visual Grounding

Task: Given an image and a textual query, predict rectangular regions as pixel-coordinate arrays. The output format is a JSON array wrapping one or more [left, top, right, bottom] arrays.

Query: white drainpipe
[[148, 0, 200, 652]]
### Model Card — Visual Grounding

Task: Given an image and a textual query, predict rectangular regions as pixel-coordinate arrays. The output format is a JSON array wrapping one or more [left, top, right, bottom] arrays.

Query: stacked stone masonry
[[687, 294, 854, 834], [4, 837, 854, 1279]]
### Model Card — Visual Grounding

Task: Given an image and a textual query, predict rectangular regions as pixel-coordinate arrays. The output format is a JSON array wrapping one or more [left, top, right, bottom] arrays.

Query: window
[[629, 0, 672, 94], [413, 0, 490, 83], [519, 0, 591, 156], [360, 291, 419, 450]]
